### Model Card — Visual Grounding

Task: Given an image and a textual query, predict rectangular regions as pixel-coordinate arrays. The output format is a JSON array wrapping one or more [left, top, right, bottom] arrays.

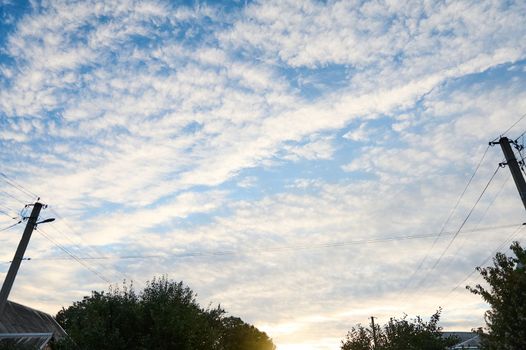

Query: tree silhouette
[[467, 241, 526, 349], [341, 309, 457, 350], [54, 276, 275, 350]]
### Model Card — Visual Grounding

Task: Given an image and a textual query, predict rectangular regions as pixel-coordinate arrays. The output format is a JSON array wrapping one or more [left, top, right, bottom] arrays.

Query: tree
[[341, 325, 371, 350], [220, 316, 276, 350], [54, 276, 275, 350], [467, 241, 526, 349], [340, 309, 458, 350]]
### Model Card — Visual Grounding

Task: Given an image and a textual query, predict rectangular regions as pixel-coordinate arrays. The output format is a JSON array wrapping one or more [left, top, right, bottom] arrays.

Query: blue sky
[[1, 0, 526, 348]]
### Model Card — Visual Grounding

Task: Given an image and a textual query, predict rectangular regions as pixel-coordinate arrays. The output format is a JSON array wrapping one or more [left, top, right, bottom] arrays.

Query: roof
[[443, 331, 480, 349], [0, 300, 66, 349], [451, 335, 480, 349]]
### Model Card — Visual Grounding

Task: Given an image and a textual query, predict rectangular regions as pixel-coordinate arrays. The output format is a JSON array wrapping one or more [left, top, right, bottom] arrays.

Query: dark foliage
[[341, 309, 458, 350], [467, 241, 526, 349], [54, 276, 275, 350]]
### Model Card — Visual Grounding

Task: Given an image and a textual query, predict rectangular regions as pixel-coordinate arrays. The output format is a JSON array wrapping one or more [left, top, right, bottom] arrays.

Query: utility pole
[[0, 202, 42, 317], [492, 137, 526, 212], [370, 316, 378, 349]]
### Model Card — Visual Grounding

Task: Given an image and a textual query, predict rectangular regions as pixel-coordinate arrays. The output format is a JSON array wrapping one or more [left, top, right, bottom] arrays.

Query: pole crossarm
[[491, 137, 526, 213]]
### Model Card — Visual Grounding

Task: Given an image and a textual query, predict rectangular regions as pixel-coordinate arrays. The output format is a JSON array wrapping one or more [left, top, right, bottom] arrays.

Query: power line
[[474, 172, 511, 226], [400, 144, 492, 292], [440, 172, 511, 274], [36, 227, 110, 284], [0, 190, 27, 206], [0, 221, 22, 232], [45, 222, 132, 282], [19, 223, 519, 262], [0, 172, 39, 200], [0, 174, 133, 283], [514, 130, 526, 145], [0, 209, 17, 220], [430, 165, 500, 271], [0, 202, 17, 214], [45, 207, 133, 281], [442, 223, 525, 300], [492, 112, 526, 142], [0, 174, 123, 283], [410, 164, 501, 293]]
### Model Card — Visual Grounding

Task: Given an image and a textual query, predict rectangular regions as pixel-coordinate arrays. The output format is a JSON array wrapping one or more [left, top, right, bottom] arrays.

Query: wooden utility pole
[[0, 202, 42, 317], [492, 137, 526, 212], [371, 316, 378, 349]]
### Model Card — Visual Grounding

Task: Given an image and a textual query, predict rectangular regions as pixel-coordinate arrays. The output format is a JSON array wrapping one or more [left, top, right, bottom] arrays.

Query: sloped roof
[[443, 331, 480, 349], [443, 331, 474, 340], [451, 334, 480, 349], [0, 300, 66, 348]]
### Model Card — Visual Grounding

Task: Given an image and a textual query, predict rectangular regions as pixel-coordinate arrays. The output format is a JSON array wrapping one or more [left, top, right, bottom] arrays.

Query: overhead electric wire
[[0, 172, 130, 279], [400, 144, 492, 292], [36, 227, 110, 283], [20, 223, 520, 262], [0, 173, 132, 283], [440, 172, 511, 274], [46, 206, 134, 280], [47, 206, 113, 260], [0, 189, 27, 206], [430, 164, 501, 270], [0, 202, 17, 213], [492, 112, 526, 142], [45, 222, 132, 282], [0, 176, 133, 282], [0, 208, 17, 220], [475, 172, 511, 225], [514, 130, 526, 144], [0, 221, 22, 232], [442, 223, 525, 300], [47, 223, 102, 258], [410, 164, 502, 294], [0, 172, 38, 201], [440, 144, 492, 233]]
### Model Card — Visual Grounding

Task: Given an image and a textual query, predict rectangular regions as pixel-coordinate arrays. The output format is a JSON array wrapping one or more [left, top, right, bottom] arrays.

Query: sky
[[0, 0, 526, 348]]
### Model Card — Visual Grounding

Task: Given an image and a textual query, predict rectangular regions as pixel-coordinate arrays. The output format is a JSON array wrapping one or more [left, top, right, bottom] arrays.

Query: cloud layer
[[1, 1, 526, 349]]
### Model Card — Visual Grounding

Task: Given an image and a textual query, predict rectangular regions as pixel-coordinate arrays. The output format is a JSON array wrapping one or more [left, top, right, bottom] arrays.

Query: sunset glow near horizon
[[1, 0, 526, 348]]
